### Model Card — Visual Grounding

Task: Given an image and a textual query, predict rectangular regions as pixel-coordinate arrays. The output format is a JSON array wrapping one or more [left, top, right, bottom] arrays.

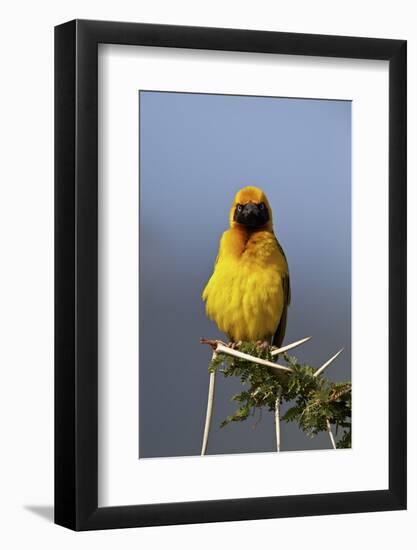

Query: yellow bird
[[202, 186, 290, 346]]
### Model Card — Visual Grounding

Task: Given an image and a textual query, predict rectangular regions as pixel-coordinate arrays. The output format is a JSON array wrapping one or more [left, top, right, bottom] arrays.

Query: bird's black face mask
[[233, 202, 269, 229]]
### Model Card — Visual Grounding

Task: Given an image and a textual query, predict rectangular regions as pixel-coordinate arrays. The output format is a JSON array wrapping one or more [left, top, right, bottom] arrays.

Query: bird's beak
[[234, 203, 269, 228]]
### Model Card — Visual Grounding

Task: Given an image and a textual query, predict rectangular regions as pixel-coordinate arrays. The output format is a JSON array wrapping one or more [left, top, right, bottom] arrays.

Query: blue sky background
[[139, 91, 351, 458]]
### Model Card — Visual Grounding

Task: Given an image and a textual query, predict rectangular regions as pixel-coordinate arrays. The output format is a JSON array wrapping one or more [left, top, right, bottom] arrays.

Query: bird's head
[[229, 186, 273, 232]]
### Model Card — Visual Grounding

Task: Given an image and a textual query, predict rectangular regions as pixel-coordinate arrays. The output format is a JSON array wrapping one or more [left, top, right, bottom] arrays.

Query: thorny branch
[[200, 337, 351, 454]]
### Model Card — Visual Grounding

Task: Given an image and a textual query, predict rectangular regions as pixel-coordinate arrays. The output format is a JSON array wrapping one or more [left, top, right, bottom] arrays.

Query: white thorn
[[275, 390, 282, 452], [201, 354, 217, 456], [313, 349, 344, 378], [326, 419, 337, 449], [215, 344, 293, 373], [271, 336, 312, 356]]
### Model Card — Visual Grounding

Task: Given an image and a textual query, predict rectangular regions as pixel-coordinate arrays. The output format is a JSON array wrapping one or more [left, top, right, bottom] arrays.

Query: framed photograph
[[55, 19, 406, 530]]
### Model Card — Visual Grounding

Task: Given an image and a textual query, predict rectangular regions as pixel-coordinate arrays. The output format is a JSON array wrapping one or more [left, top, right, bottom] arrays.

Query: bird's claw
[[256, 340, 270, 351]]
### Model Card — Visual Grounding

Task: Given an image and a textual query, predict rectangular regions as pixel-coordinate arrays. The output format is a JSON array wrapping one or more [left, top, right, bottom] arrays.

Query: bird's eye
[[237, 204, 242, 212], [259, 203, 265, 210]]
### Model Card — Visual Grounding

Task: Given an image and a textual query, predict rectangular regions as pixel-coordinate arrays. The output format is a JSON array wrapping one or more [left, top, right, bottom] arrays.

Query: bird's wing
[[272, 240, 291, 347], [272, 273, 290, 347]]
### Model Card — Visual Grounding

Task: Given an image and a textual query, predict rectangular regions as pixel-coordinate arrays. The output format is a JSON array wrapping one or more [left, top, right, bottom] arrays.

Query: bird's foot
[[256, 340, 270, 351], [227, 341, 240, 349]]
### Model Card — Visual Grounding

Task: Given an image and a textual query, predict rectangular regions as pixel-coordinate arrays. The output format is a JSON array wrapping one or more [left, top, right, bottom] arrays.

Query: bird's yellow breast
[[202, 228, 288, 342]]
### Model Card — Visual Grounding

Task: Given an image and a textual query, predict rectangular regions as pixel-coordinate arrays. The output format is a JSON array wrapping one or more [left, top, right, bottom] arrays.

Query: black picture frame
[[55, 19, 407, 531]]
